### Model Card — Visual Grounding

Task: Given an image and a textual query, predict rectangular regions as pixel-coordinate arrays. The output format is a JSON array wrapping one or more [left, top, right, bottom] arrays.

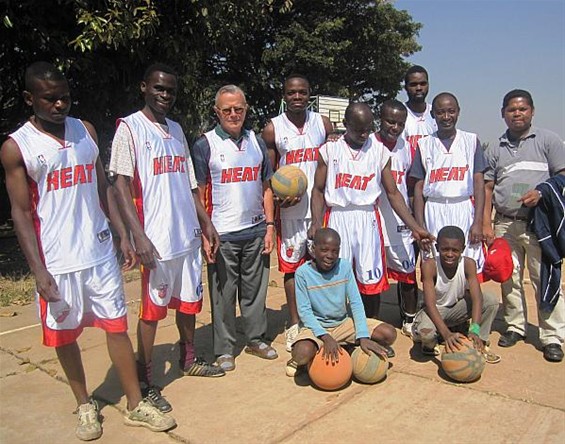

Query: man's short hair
[[284, 73, 310, 89], [380, 99, 407, 116], [143, 63, 177, 82], [24, 62, 66, 91], [502, 89, 534, 109], [432, 92, 460, 109], [404, 65, 429, 85], [314, 227, 341, 245], [437, 226, 465, 245], [214, 84, 246, 107], [344, 102, 372, 122]]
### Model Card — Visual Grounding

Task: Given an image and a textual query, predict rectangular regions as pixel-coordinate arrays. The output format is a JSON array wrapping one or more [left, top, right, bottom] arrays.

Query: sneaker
[[285, 324, 300, 352], [75, 399, 102, 441], [285, 359, 301, 377], [483, 346, 501, 364], [124, 399, 176, 432], [401, 321, 414, 339], [181, 358, 226, 377], [422, 343, 440, 356], [141, 385, 172, 413]]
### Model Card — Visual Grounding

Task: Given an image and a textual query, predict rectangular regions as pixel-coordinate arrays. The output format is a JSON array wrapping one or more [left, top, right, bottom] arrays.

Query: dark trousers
[[207, 236, 270, 356]]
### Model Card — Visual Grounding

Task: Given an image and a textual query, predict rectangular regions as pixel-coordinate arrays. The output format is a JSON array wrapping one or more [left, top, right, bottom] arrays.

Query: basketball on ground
[[308, 347, 352, 391], [351, 347, 388, 384], [441, 336, 486, 383], [271, 165, 308, 200]]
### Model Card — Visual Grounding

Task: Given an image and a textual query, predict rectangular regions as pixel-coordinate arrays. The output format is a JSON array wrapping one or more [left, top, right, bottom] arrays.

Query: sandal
[[216, 354, 236, 372], [244, 342, 278, 360]]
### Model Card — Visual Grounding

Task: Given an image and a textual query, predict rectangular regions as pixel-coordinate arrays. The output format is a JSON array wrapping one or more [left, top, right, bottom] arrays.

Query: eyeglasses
[[217, 106, 246, 117]]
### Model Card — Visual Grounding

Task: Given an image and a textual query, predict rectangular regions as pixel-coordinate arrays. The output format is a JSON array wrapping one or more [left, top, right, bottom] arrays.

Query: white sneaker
[[401, 321, 414, 339], [75, 399, 102, 441], [285, 324, 300, 352], [124, 399, 176, 432]]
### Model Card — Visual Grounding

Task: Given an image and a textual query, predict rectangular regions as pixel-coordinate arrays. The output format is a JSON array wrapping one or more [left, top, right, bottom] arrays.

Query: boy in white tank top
[[1, 62, 175, 440], [410, 93, 488, 279], [110, 64, 224, 414], [310, 103, 434, 346], [262, 74, 334, 352], [413, 226, 500, 363]]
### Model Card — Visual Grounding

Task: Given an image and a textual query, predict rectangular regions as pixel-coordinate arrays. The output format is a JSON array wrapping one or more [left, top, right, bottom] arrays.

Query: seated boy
[[413, 226, 501, 363], [286, 228, 397, 376]]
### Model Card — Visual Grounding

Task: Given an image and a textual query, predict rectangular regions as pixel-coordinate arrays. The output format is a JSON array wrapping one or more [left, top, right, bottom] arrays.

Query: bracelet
[[468, 322, 480, 336], [266, 221, 275, 227]]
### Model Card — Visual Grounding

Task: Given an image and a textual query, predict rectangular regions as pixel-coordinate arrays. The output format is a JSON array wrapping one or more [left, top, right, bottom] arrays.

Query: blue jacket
[[529, 174, 565, 311]]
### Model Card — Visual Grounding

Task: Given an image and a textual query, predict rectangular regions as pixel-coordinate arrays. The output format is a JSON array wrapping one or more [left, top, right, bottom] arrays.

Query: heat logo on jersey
[[153, 155, 187, 175], [46, 162, 95, 192], [391, 170, 406, 185], [335, 173, 375, 190], [406, 134, 424, 153], [221, 164, 261, 183], [429, 165, 469, 183], [284, 147, 319, 165]]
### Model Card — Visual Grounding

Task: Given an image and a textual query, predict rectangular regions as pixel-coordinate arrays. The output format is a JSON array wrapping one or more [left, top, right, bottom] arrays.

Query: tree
[[1, 0, 422, 222]]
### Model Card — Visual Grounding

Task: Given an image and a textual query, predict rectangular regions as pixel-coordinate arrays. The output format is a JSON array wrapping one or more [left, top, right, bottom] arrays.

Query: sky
[[393, 0, 565, 147]]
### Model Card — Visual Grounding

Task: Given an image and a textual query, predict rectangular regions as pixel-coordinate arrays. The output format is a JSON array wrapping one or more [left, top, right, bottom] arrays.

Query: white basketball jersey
[[10, 118, 114, 274], [272, 111, 326, 220], [403, 103, 437, 159], [374, 134, 412, 246], [204, 129, 266, 235], [321, 135, 390, 208], [419, 130, 477, 199], [120, 111, 201, 260]]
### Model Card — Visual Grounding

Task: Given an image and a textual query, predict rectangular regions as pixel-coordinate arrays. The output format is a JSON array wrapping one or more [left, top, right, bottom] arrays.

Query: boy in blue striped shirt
[[286, 228, 397, 376]]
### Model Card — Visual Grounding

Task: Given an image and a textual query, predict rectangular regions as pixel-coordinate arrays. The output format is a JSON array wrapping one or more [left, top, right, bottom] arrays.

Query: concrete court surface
[[0, 259, 564, 444]]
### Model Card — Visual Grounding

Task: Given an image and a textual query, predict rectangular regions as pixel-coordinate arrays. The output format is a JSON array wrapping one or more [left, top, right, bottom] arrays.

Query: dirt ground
[[0, 251, 564, 443]]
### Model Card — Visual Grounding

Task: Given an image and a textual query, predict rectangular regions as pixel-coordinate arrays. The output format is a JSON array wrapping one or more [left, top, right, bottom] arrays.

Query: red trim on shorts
[[139, 265, 166, 321], [168, 298, 203, 314], [40, 297, 127, 347], [387, 268, 416, 284], [139, 266, 204, 321], [276, 225, 308, 273]]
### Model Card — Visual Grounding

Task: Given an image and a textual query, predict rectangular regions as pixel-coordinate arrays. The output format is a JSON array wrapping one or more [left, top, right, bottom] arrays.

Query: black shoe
[[498, 331, 525, 348], [142, 385, 172, 413], [543, 344, 564, 363]]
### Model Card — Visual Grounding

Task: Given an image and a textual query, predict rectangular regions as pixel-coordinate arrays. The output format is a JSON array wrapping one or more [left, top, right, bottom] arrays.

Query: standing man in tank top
[[110, 63, 224, 415], [261, 74, 334, 353]]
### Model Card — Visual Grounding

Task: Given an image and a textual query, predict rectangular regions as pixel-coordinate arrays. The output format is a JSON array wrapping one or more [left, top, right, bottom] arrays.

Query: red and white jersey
[[373, 134, 412, 246], [403, 103, 437, 159], [10, 118, 114, 274], [119, 111, 200, 260], [320, 135, 390, 208], [204, 129, 266, 235], [419, 130, 477, 199], [272, 111, 326, 219]]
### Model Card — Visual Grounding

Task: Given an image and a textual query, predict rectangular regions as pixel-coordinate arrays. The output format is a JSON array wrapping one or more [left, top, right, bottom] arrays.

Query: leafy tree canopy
[[1, 0, 421, 146]]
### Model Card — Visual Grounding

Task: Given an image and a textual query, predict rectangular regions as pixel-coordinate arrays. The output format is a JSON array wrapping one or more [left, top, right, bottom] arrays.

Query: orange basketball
[[271, 165, 308, 200], [308, 347, 353, 391], [351, 347, 388, 384], [441, 336, 486, 383]]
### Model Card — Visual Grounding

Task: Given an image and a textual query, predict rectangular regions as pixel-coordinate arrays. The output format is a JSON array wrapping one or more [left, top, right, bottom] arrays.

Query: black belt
[[498, 212, 528, 222]]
